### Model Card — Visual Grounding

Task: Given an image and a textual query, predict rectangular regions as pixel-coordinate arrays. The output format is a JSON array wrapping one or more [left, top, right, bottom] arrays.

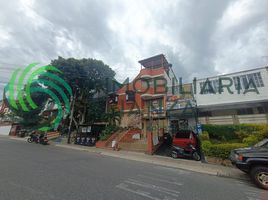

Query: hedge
[[202, 142, 248, 159], [200, 124, 268, 159], [202, 124, 268, 142]]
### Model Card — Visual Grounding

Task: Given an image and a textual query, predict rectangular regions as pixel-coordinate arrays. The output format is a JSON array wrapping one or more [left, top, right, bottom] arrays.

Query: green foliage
[[205, 143, 248, 159], [104, 107, 121, 126], [200, 124, 268, 159], [50, 57, 116, 127], [202, 124, 238, 141], [256, 126, 268, 140], [201, 140, 212, 155], [86, 100, 106, 124], [203, 124, 268, 142], [99, 125, 119, 141], [99, 133, 113, 141], [201, 124, 268, 159], [242, 135, 259, 146], [51, 57, 115, 93], [200, 131, 210, 141]]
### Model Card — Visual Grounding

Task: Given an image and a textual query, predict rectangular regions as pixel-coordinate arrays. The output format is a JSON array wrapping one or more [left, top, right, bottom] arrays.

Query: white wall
[[0, 125, 11, 136], [194, 67, 268, 107]]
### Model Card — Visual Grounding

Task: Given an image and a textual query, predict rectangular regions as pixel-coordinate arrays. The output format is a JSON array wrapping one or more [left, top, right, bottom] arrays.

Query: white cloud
[[0, 0, 268, 97]]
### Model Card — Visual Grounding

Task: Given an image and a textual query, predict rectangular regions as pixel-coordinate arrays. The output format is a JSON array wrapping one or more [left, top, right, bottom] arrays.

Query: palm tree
[[105, 106, 121, 126]]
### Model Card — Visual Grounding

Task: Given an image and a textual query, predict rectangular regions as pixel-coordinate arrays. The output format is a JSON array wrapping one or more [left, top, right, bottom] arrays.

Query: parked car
[[172, 130, 197, 148], [230, 138, 268, 190]]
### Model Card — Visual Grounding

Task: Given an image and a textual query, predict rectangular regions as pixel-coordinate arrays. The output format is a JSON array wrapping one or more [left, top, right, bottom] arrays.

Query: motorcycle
[[39, 134, 49, 145], [171, 144, 201, 161], [27, 132, 39, 143], [27, 133, 49, 145]]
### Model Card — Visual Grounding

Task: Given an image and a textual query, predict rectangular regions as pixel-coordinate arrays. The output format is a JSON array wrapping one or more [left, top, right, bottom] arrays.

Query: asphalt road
[[0, 136, 267, 200]]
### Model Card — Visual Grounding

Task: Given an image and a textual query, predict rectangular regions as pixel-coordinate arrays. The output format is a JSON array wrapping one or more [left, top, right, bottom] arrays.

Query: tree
[[104, 106, 121, 126], [50, 57, 116, 130]]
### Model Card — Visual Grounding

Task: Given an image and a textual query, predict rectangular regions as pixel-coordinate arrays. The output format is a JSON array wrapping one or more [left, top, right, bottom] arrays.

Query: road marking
[[138, 174, 183, 186], [126, 178, 180, 197]]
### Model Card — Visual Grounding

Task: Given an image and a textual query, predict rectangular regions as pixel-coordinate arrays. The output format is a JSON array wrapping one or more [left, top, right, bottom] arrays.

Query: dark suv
[[230, 138, 268, 190]]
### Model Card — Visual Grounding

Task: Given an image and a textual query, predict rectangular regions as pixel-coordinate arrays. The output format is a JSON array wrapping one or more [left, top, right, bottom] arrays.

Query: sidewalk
[[9, 136, 27, 141], [54, 142, 248, 181]]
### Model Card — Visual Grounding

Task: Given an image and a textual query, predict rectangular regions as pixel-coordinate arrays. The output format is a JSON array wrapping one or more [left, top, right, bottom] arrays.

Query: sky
[[0, 0, 268, 99]]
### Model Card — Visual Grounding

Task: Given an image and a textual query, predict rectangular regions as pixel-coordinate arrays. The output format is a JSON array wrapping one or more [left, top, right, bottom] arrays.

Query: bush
[[202, 124, 238, 141], [256, 126, 268, 140], [99, 133, 112, 141], [200, 131, 210, 141], [203, 124, 268, 142], [200, 124, 268, 159], [205, 143, 248, 159], [99, 125, 119, 141], [201, 140, 212, 156], [242, 135, 259, 146]]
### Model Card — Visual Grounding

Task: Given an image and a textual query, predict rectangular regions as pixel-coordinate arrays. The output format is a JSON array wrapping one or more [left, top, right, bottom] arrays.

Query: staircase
[[117, 129, 147, 152], [105, 130, 127, 149], [101, 128, 147, 152]]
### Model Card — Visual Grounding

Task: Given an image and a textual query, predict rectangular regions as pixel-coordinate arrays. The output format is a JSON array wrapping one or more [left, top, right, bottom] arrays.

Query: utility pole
[[193, 98, 207, 163], [67, 88, 77, 144]]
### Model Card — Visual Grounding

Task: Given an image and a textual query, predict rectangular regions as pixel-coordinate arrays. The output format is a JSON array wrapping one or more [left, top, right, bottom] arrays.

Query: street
[[0, 137, 266, 200]]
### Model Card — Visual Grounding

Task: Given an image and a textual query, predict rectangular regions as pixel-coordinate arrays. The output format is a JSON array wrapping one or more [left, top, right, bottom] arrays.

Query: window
[[257, 107, 265, 114], [150, 99, 163, 112], [141, 80, 150, 90], [199, 111, 212, 117], [175, 130, 192, 138], [108, 94, 118, 104], [257, 103, 268, 113], [237, 108, 253, 115], [115, 96, 118, 102], [254, 139, 268, 148], [126, 91, 135, 102]]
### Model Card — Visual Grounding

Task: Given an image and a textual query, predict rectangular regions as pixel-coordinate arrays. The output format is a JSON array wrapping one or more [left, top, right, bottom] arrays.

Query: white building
[[194, 66, 268, 124]]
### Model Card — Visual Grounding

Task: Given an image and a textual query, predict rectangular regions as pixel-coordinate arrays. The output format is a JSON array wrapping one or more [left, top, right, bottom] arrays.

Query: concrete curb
[[54, 143, 249, 181], [9, 136, 27, 141]]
